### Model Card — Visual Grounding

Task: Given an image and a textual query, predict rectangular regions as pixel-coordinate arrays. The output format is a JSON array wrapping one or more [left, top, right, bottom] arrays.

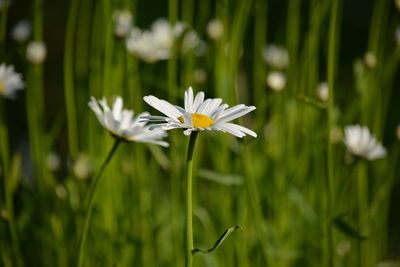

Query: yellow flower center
[[178, 113, 214, 128], [0, 81, 5, 93]]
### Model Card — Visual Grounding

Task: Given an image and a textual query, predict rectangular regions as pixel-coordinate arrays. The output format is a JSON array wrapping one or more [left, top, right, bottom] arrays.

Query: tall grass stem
[[77, 139, 121, 267]]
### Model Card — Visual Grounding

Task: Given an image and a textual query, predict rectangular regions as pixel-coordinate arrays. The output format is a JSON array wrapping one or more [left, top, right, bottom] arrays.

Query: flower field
[[0, 0, 400, 266]]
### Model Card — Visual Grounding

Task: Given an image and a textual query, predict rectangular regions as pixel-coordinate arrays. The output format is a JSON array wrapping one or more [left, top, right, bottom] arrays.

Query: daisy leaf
[[192, 225, 243, 255], [333, 213, 366, 241]]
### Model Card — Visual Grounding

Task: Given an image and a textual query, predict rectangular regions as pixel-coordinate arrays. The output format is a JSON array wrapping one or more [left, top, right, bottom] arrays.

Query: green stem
[[64, 0, 80, 158], [1, 100, 23, 267], [0, 0, 9, 57], [357, 160, 368, 266], [326, 0, 342, 266], [168, 0, 178, 102], [77, 138, 121, 267], [185, 132, 198, 267]]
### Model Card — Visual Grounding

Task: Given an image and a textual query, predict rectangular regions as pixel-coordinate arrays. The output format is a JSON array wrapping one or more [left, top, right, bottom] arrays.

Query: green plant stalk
[[64, 0, 80, 158], [227, 0, 252, 103], [242, 146, 269, 264], [135, 145, 154, 267], [77, 139, 121, 267], [357, 161, 368, 266], [168, 2, 182, 261], [365, 0, 389, 135], [286, 0, 300, 88], [0, 100, 23, 267], [0, 0, 9, 57], [252, 0, 267, 113], [326, 0, 342, 266], [87, 1, 103, 156], [168, 0, 178, 102], [185, 132, 198, 267], [27, 0, 47, 190]]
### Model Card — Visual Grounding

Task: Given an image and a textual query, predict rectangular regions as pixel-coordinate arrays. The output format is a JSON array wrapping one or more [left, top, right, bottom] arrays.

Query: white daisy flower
[[88, 96, 169, 146], [26, 41, 47, 64], [142, 87, 257, 138], [0, 63, 24, 99], [344, 125, 386, 160]]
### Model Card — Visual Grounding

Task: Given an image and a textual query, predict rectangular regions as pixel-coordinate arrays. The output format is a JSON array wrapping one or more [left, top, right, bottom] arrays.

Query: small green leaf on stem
[[192, 225, 243, 255], [333, 214, 366, 241]]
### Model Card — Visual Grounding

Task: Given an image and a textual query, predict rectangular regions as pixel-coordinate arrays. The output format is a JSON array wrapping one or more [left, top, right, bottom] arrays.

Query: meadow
[[0, 0, 400, 266]]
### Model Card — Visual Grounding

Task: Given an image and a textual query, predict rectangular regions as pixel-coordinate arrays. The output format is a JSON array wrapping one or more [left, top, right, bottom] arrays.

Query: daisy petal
[[185, 87, 194, 111], [214, 105, 256, 124], [144, 95, 182, 119], [191, 91, 205, 112], [221, 122, 257, 137]]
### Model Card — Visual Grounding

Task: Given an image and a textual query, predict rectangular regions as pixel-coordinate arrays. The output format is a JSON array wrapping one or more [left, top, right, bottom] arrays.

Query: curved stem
[[77, 139, 121, 267], [185, 132, 198, 267]]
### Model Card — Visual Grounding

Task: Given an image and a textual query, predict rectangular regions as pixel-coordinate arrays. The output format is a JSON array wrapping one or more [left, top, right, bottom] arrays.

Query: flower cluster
[[126, 19, 202, 63]]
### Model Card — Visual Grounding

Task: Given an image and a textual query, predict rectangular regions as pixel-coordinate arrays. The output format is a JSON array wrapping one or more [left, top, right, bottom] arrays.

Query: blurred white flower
[[0, 208, 9, 219], [376, 260, 400, 267], [55, 184, 67, 199], [395, 26, 400, 46], [126, 19, 201, 62], [344, 125, 386, 160], [26, 41, 47, 64], [396, 0, 400, 11], [12, 19, 31, 43], [0, 0, 13, 9], [46, 152, 61, 171], [0, 63, 24, 99], [266, 71, 286, 91], [396, 124, 400, 140], [89, 96, 169, 146], [207, 19, 224, 40], [317, 82, 329, 101], [193, 68, 207, 84], [336, 240, 351, 257], [263, 44, 289, 69], [113, 9, 133, 38], [73, 154, 93, 180], [182, 30, 200, 52], [364, 51, 377, 68], [142, 87, 257, 137]]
